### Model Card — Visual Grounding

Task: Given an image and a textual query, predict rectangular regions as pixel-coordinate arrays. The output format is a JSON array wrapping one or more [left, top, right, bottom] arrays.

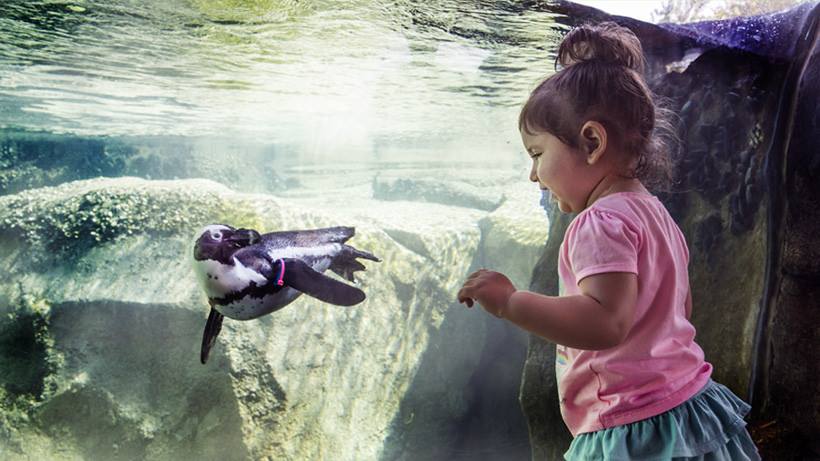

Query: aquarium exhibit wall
[[1, 1, 819, 460]]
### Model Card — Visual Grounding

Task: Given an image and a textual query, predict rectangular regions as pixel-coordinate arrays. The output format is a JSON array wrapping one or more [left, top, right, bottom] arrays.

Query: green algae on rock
[[0, 177, 266, 265]]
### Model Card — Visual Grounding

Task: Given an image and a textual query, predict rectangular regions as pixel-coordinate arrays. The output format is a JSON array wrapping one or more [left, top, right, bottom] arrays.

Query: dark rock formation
[[763, 2, 820, 456], [519, 2, 820, 459]]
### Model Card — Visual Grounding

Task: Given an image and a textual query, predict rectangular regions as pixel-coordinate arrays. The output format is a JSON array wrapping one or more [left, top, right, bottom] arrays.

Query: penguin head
[[193, 224, 261, 264]]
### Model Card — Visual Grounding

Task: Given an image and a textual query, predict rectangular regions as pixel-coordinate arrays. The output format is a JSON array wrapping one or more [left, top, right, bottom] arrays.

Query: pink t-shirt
[[556, 192, 712, 436]]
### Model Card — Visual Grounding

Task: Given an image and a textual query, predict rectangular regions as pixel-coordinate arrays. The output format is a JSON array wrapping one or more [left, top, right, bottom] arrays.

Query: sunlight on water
[[0, 0, 566, 162]]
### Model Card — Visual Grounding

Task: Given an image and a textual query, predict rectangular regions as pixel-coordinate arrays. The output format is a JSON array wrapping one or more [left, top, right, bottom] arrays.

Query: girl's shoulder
[[593, 191, 661, 208], [572, 192, 660, 229], [567, 191, 681, 251], [565, 194, 647, 251], [585, 191, 668, 225], [584, 191, 690, 260]]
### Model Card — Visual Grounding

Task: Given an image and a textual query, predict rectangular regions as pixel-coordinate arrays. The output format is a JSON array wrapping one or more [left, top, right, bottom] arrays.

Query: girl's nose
[[529, 164, 538, 183]]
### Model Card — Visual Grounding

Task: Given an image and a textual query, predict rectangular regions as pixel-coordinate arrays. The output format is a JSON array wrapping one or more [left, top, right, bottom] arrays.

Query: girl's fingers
[[460, 269, 493, 308], [459, 296, 474, 307], [461, 280, 478, 290], [462, 277, 483, 290], [457, 287, 476, 307]]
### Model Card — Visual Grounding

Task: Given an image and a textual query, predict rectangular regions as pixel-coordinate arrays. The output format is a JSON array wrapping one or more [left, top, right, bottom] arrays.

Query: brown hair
[[519, 22, 675, 189]]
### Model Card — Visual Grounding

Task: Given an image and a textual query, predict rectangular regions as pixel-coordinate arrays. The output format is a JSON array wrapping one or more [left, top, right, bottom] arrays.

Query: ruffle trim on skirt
[[564, 380, 756, 461]]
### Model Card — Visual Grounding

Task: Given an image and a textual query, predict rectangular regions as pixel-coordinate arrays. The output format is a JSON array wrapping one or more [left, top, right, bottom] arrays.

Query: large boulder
[[0, 175, 543, 460], [372, 175, 505, 211], [0, 177, 477, 460], [285, 178, 547, 461]]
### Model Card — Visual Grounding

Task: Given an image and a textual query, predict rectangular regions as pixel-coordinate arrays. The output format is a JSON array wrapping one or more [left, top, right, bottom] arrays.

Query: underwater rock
[[476, 182, 548, 291], [284, 183, 540, 460], [372, 176, 504, 211], [519, 211, 574, 461], [0, 176, 538, 460]]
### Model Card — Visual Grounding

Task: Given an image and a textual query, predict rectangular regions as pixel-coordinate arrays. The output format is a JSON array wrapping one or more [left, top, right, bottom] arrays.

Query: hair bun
[[557, 22, 645, 73]]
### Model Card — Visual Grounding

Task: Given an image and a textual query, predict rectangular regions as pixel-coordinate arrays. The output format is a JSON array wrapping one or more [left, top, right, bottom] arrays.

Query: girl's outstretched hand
[[457, 269, 516, 318]]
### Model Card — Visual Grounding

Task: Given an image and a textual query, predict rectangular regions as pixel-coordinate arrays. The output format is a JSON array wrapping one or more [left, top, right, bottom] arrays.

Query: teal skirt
[[564, 380, 761, 461]]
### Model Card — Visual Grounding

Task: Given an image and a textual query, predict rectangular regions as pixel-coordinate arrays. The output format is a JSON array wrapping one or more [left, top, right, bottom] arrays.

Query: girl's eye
[[531, 153, 542, 159]]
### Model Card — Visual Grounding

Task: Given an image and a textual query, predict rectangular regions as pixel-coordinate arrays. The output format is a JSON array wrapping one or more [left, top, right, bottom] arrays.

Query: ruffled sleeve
[[566, 208, 642, 283]]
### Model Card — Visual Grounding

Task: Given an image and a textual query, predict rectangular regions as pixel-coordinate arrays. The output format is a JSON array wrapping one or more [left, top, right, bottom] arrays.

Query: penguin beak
[[194, 239, 237, 264], [193, 240, 214, 261], [193, 226, 257, 263]]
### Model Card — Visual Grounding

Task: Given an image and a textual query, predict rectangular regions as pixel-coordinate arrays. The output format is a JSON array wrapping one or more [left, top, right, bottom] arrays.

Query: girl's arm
[[459, 270, 637, 350], [506, 272, 636, 350]]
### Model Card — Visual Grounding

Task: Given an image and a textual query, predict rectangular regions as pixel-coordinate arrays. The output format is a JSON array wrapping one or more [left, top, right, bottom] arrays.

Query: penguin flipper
[[281, 258, 366, 306], [200, 307, 224, 365]]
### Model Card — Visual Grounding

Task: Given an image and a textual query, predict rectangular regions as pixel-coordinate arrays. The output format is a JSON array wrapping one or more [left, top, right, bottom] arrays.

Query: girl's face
[[521, 129, 599, 214]]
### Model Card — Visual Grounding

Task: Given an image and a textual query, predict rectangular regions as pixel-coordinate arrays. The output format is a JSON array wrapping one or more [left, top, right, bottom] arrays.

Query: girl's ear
[[580, 121, 607, 165]]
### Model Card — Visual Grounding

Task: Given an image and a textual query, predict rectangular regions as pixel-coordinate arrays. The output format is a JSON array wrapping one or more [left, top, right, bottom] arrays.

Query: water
[[0, 1, 562, 460], [0, 1, 563, 149]]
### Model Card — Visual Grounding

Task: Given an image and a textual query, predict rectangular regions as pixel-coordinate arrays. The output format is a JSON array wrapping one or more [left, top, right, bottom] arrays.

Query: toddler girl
[[457, 22, 760, 460]]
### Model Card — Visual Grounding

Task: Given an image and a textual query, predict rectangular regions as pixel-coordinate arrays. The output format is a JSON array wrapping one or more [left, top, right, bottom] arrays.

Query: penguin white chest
[[194, 257, 267, 298]]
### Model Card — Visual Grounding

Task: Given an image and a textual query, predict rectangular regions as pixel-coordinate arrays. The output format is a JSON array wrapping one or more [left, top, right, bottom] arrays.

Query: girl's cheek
[[537, 162, 550, 185]]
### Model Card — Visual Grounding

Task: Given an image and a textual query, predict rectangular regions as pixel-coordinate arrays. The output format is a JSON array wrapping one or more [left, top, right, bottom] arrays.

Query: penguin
[[192, 224, 380, 364]]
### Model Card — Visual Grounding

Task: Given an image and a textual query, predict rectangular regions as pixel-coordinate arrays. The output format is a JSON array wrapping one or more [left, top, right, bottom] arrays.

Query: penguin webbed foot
[[329, 245, 380, 282], [331, 259, 365, 282]]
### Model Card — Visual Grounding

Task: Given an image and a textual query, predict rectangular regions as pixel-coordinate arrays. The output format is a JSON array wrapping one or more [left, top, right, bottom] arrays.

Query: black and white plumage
[[192, 224, 380, 364]]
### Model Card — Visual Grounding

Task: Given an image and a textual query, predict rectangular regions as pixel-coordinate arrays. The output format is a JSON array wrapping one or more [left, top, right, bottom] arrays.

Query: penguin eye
[[211, 232, 222, 240]]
